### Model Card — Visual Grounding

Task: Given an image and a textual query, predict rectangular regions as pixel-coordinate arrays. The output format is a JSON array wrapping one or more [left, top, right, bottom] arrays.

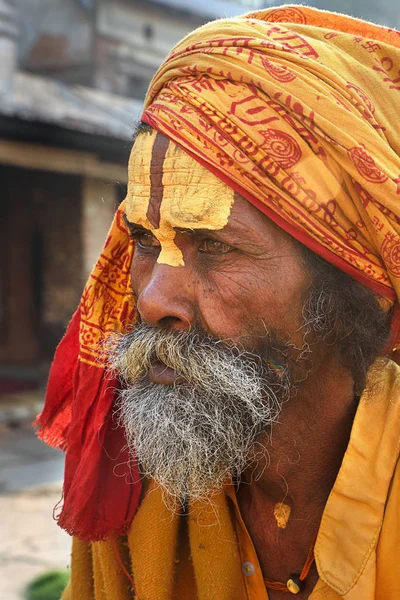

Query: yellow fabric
[[68, 538, 94, 599], [128, 481, 245, 600], [62, 358, 400, 599], [76, 205, 135, 367], [128, 484, 179, 598], [143, 5, 400, 308]]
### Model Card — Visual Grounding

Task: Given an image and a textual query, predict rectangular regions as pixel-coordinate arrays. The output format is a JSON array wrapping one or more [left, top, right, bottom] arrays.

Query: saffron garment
[[34, 5, 400, 547], [60, 359, 400, 599]]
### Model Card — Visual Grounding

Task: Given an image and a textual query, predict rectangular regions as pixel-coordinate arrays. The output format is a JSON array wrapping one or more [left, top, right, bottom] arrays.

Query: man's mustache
[[106, 323, 270, 386]]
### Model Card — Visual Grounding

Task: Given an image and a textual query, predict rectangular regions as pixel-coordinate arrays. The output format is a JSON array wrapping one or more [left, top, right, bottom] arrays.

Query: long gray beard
[[107, 324, 293, 507]]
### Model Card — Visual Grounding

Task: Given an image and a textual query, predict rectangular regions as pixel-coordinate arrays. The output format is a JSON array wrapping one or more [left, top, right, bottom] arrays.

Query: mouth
[[148, 360, 184, 385]]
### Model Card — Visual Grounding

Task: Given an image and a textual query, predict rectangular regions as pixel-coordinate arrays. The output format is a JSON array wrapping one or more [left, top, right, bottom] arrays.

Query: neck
[[245, 355, 356, 507], [236, 351, 357, 586]]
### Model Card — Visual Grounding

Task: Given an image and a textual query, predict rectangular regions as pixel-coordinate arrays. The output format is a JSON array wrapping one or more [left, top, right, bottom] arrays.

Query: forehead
[[126, 131, 234, 231], [125, 131, 236, 266]]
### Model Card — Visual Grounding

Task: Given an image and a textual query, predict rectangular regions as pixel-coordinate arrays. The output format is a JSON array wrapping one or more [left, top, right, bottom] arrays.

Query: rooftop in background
[[0, 71, 142, 141], [0, 0, 210, 143], [1, 0, 398, 145], [148, 0, 276, 19], [0, 0, 278, 143]]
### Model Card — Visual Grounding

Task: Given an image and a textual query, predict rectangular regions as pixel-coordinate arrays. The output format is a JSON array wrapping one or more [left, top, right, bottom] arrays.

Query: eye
[[198, 239, 233, 255], [131, 230, 160, 249]]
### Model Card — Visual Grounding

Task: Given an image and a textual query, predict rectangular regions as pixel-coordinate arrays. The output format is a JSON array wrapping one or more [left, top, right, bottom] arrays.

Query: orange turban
[[142, 5, 400, 306], [35, 5, 400, 542]]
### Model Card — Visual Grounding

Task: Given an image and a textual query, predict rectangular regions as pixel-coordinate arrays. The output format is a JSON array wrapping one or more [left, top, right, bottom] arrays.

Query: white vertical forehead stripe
[[126, 134, 234, 267]]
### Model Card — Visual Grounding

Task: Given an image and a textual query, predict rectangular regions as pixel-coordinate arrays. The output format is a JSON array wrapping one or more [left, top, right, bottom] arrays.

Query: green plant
[[26, 570, 70, 600]]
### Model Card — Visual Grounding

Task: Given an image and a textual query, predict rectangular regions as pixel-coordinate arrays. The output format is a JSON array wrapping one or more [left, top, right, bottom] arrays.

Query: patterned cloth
[[35, 5, 400, 542], [143, 5, 400, 305]]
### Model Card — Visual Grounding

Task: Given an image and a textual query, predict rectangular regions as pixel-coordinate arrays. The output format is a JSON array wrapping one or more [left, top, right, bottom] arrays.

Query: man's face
[[111, 130, 312, 506], [126, 131, 309, 351]]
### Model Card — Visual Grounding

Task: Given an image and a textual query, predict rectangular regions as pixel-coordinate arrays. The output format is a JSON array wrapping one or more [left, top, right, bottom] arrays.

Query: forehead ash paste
[[126, 132, 234, 267]]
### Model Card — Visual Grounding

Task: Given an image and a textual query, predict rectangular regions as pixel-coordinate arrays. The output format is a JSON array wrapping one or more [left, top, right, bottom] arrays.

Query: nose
[[136, 263, 196, 330]]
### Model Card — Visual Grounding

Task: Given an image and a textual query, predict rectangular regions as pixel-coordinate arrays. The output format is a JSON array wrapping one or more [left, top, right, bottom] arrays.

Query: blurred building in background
[[0, 0, 261, 384], [0, 0, 398, 387]]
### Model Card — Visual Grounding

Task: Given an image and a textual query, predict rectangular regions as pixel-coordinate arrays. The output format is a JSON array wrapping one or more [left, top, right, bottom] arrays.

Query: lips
[[148, 360, 184, 385]]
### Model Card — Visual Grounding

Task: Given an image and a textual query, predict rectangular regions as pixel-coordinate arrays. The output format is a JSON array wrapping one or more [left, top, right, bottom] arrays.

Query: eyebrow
[[123, 213, 140, 229], [124, 215, 207, 235], [123, 214, 251, 246]]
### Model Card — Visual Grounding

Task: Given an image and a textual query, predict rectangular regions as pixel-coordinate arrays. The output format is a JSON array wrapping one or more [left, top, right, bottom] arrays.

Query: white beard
[[108, 324, 291, 507]]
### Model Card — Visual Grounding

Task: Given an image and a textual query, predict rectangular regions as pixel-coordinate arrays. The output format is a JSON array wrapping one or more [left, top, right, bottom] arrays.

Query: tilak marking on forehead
[[147, 133, 169, 229], [126, 133, 235, 267]]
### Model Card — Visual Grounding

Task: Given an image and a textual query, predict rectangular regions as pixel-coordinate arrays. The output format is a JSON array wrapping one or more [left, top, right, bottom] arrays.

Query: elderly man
[[36, 5, 400, 599]]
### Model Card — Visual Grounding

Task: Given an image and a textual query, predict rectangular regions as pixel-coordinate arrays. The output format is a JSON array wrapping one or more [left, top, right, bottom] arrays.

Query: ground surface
[[0, 423, 70, 600]]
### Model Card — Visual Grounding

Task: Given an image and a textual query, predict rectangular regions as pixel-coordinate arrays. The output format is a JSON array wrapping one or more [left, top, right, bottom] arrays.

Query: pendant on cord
[[286, 574, 304, 594]]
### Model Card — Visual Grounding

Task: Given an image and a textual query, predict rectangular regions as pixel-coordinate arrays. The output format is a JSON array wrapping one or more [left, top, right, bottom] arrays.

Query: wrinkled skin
[[127, 132, 310, 355], [124, 132, 355, 599]]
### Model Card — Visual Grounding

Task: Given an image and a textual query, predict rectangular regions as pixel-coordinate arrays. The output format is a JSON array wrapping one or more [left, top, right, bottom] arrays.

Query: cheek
[[130, 253, 154, 297], [196, 261, 308, 342], [194, 273, 264, 339]]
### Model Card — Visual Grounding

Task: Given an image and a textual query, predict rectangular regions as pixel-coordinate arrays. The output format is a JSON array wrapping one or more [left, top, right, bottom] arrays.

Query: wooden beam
[[0, 139, 128, 183]]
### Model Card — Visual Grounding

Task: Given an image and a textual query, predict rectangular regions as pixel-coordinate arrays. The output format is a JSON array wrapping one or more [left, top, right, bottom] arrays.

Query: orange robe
[[62, 359, 400, 599]]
